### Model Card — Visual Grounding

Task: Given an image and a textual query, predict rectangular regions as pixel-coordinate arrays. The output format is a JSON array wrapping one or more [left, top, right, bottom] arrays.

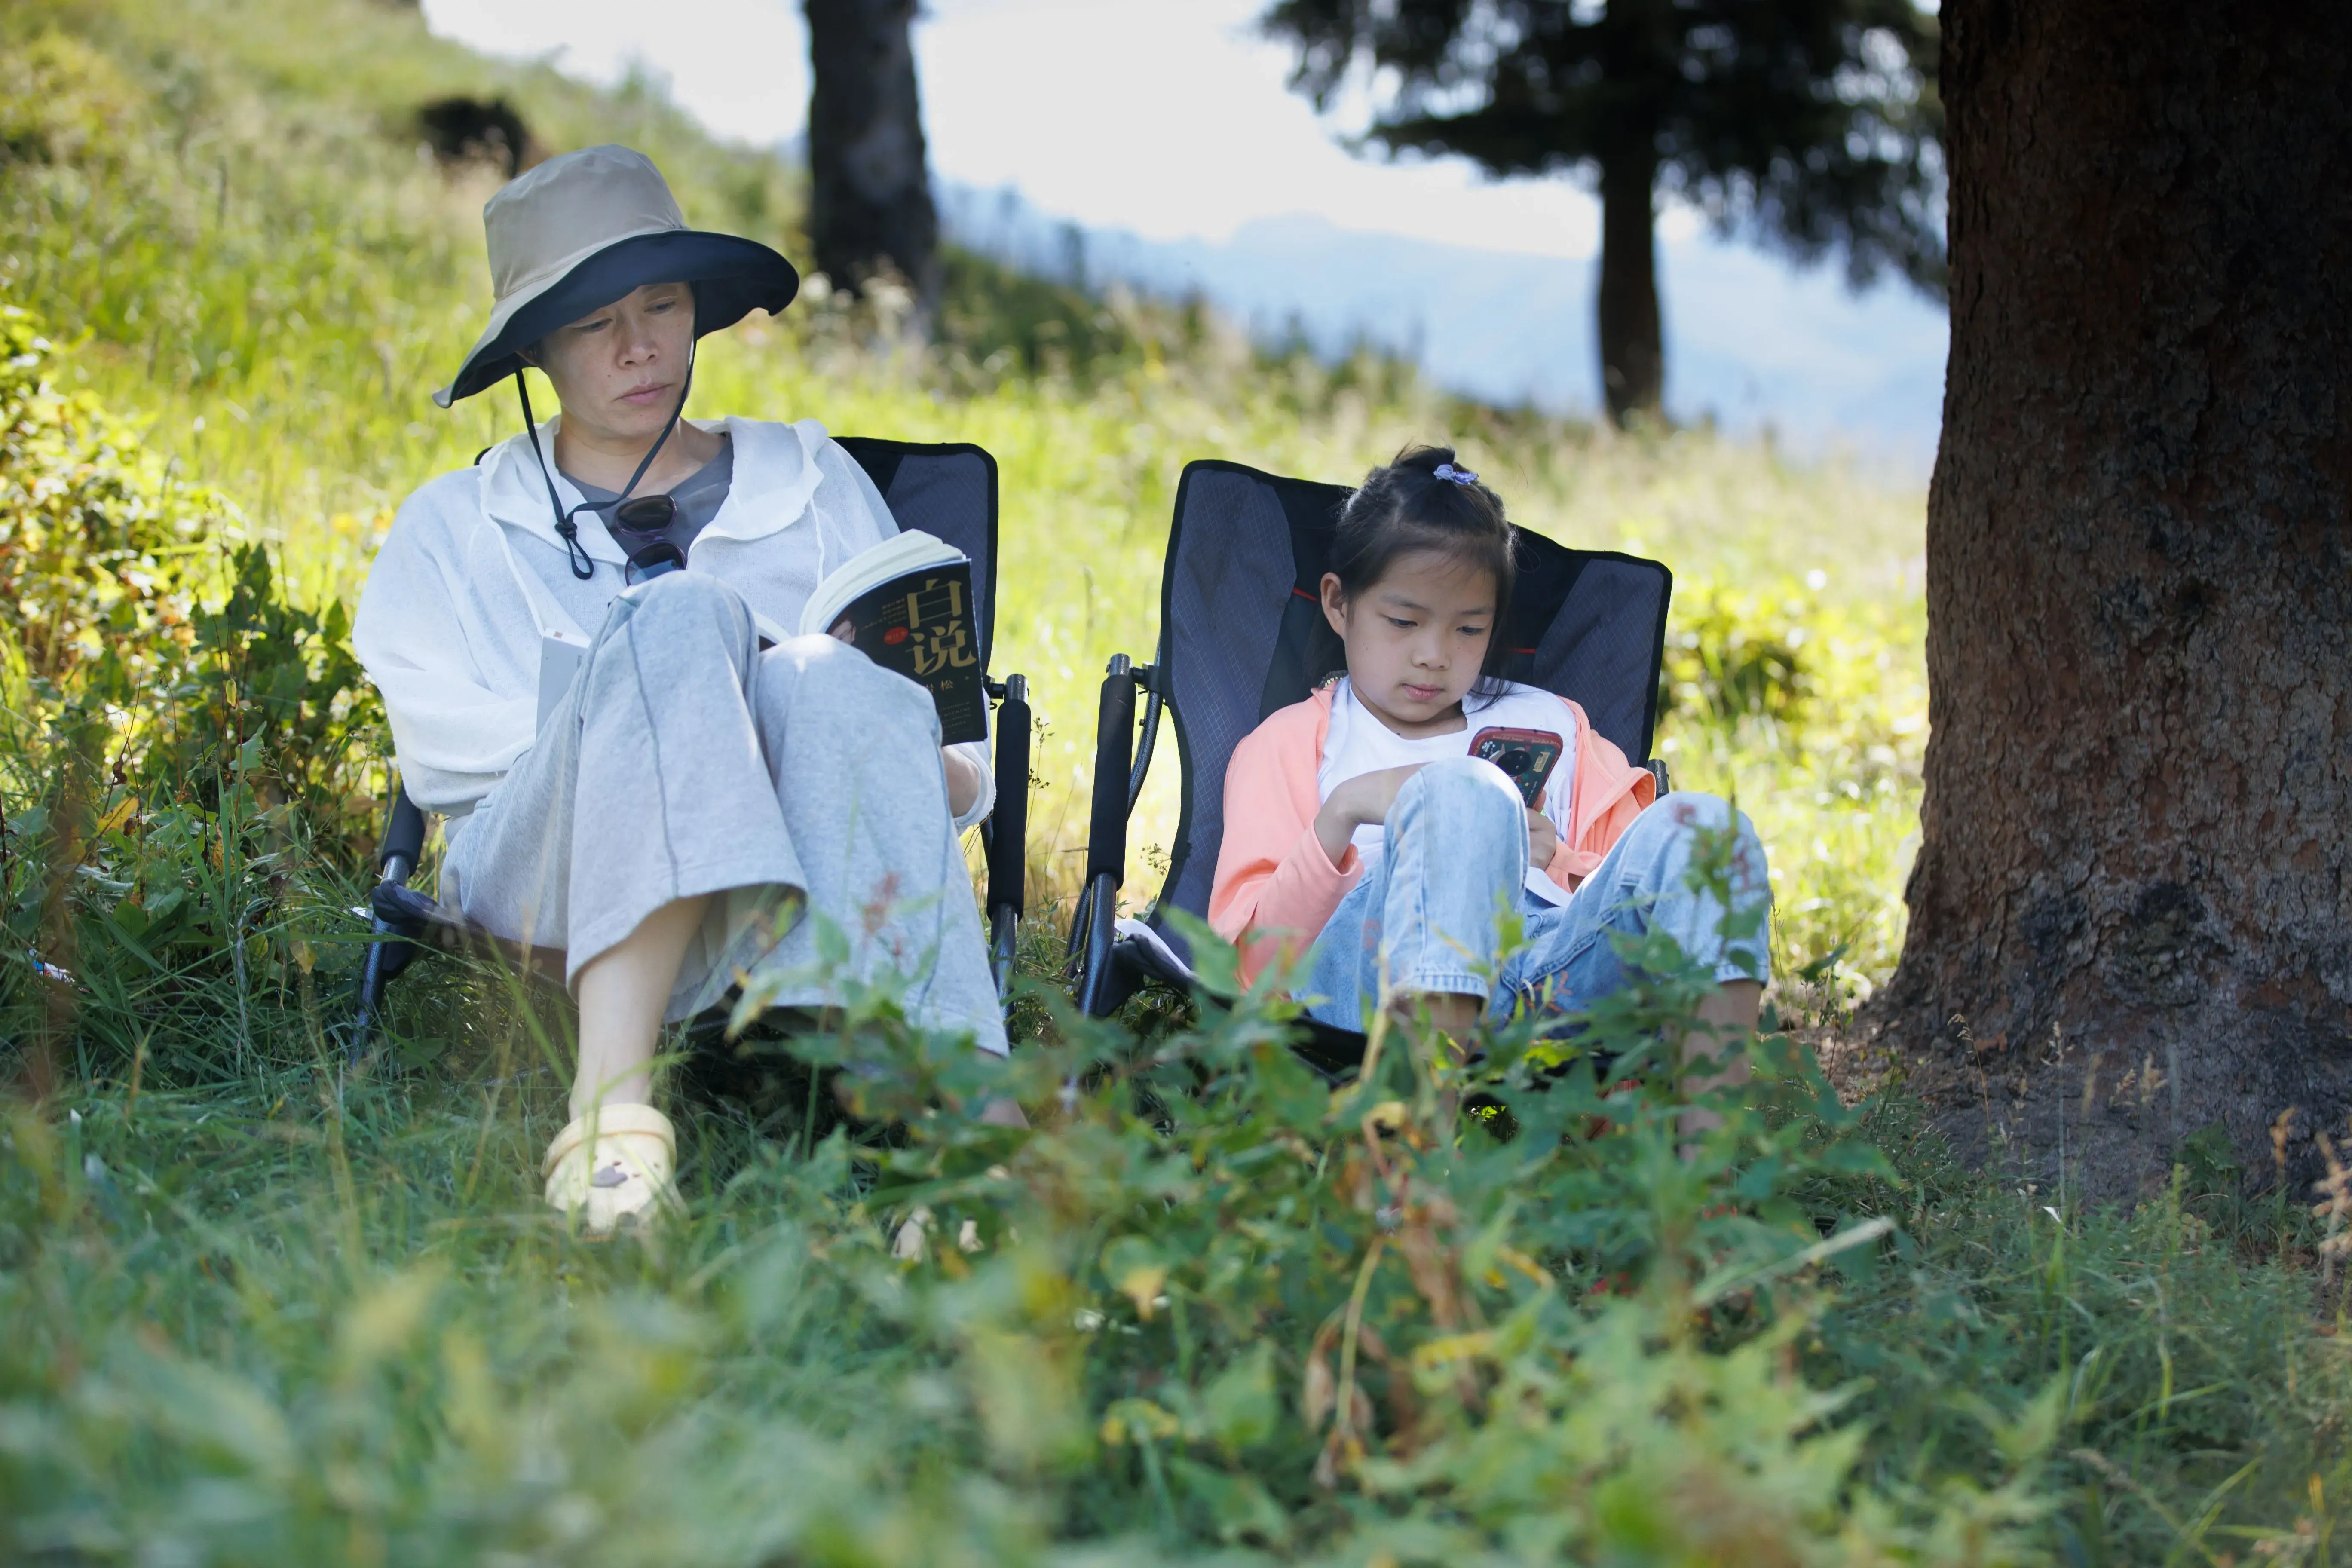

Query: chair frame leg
[[1075, 869, 1124, 1016], [349, 850, 414, 1066], [349, 783, 430, 1066]]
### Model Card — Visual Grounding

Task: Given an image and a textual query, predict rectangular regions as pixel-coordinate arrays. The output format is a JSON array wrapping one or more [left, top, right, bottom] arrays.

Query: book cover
[[825, 558, 988, 744]]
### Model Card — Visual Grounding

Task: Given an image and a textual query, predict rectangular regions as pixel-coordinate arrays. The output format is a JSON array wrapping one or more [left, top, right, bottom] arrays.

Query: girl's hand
[[1525, 803, 1559, 867], [1313, 764, 1426, 869]]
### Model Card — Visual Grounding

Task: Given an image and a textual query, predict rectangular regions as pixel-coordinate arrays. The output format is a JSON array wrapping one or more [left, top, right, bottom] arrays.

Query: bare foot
[[1386, 992, 1483, 1132], [1388, 991, 1482, 1053], [1676, 979, 1764, 1156]]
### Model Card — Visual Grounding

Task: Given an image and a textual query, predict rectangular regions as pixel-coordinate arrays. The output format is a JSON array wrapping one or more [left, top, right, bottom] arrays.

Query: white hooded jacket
[[353, 414, 994, 833]]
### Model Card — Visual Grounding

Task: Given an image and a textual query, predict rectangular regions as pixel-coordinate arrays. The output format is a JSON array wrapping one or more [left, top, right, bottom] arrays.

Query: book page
[[537, 632, 587, 732], [798, 530, 963, 638]]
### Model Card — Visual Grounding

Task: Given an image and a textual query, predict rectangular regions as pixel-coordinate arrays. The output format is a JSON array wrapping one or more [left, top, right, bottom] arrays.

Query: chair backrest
[[1146, 459, 1672, 956], [837, 438, 1000, 665]]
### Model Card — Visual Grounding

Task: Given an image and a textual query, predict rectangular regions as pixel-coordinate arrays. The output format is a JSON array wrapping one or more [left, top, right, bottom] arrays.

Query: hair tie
[[1432, 462, 1479, 486]]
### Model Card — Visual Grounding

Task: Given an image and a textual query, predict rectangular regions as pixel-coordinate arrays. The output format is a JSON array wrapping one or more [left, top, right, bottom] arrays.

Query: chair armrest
[[984, 674, 1031, 1001], [380, 786, 428, 879], [985, 675, 1029, 925]]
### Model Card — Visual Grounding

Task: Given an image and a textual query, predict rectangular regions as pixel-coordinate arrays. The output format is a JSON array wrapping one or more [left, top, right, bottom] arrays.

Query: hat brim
[[435, 230, 798, 406]]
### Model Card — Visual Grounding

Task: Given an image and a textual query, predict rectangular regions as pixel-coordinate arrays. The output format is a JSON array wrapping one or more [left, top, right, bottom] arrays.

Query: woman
[[355, 145, 1017, 1236]]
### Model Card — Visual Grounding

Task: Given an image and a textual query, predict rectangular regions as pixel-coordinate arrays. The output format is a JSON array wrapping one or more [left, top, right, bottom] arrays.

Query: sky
[[417, 0, 1945, 459], [418, 0, 1638, 256]]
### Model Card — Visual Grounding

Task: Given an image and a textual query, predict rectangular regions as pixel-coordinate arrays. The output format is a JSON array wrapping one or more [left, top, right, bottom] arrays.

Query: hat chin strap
[[515, 344, 698, 582]]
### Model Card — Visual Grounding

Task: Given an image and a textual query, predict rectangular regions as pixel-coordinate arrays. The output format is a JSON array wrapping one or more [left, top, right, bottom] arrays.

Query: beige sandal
[[543, 1103, 679, 1235]]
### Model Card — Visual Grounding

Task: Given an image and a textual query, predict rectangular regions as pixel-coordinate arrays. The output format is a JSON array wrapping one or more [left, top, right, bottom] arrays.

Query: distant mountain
[[940, 188, 1948, 472]]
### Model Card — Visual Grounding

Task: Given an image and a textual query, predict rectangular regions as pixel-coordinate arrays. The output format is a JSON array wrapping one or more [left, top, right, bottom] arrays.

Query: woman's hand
[[833, 617, 980, 819], [829, 617, 983, 818], [1313, 764, 1426, 870], [942, 746, 984, 820]]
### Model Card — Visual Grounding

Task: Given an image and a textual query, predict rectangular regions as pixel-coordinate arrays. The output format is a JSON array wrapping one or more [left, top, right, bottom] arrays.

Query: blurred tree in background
[[805, 0, 940, 326], [1260, 0, 1944, 426]]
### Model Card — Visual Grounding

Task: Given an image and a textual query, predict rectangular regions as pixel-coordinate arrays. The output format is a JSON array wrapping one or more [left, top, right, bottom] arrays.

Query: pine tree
[[1261, 0, 1943, 424]]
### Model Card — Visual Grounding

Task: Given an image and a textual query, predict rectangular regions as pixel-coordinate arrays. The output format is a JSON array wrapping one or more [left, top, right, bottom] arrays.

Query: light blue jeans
[[1301, 756, 1770, 1032]]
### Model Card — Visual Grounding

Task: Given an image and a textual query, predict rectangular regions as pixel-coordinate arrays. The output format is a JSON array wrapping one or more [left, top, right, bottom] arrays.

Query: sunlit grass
[[12, 3, 2352, 1562]]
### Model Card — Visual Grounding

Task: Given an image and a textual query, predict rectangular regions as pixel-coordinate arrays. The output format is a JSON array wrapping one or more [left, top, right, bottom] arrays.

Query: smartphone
[[1468, 726, 1564, 807]]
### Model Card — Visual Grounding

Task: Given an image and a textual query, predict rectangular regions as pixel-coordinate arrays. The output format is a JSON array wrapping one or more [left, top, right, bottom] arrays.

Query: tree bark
[[804, 0, 939, 318], [1877, 0, 2352, 1197], [1596, 150, 1663, 427]]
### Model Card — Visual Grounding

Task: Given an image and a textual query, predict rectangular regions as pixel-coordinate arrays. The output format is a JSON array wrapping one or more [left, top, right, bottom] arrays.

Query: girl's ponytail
[[1321, 445, 1519, 701]]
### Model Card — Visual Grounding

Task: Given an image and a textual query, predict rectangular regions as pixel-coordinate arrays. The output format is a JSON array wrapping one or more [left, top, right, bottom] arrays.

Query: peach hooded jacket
[[1207, 684, 1656, 986]]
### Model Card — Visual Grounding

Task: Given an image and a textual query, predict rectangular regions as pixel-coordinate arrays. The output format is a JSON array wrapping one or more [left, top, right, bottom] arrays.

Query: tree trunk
[[1876, 0, 2352, 1198], [804, 0, 939, 319], [1595, 150, 1663, 427]]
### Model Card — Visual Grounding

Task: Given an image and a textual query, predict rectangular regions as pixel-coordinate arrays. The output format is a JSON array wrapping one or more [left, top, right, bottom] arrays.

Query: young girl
[[1208, 447, 1772, 1061]]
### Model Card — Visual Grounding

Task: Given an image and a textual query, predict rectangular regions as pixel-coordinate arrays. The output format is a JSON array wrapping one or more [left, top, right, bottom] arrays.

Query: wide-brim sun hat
[[434, 143, 798, 407]]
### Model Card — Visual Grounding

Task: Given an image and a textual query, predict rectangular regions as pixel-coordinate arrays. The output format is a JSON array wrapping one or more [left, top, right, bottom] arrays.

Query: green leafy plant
[[0, 864, 2065, 1565], [0, 298, 382, 1081], [157, 541, 381, 841], [0, 299, 224, 716]]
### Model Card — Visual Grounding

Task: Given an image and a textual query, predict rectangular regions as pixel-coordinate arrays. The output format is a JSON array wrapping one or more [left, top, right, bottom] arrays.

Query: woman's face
[[531, 281, 695, 444]]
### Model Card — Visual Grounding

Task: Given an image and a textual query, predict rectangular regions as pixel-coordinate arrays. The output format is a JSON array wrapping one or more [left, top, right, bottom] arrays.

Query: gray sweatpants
[[441, 571, 1008, 1053]]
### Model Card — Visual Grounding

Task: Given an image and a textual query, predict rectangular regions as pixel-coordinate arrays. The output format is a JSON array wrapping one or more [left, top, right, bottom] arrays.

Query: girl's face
[[530, 281, 696, 447], [1320, 548, 1498, 738]]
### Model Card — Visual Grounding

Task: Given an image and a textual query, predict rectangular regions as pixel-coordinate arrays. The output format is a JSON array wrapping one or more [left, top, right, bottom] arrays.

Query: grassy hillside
[[4, 1, 2347, 1563], [1, 0, 1924, 995]]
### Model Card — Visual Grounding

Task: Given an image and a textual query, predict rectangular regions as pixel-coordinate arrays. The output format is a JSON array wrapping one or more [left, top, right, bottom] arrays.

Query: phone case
[[1468, 726, 1565, 806]]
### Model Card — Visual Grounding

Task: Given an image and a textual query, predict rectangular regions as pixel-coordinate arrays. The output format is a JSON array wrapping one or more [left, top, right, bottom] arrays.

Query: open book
[[797, 530, 987, 744]]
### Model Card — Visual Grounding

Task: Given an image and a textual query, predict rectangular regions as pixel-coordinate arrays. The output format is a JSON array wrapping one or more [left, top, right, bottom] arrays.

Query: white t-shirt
[[1316, 676, 1582, 907]]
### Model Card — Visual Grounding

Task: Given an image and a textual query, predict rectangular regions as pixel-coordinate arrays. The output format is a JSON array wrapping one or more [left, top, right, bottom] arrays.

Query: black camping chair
[[349, 438, 1031, 1060], [1067, 459, 1673, 1068]]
